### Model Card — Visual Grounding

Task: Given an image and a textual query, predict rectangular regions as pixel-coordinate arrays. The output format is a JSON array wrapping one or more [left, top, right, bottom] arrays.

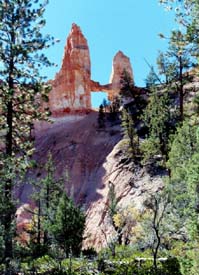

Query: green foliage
[[159, 0, 199, 58], [167, 121, 198, 218], [166, 121, 199, 260], [157, 51, 173, 84], [141, 89, 171, 166], [98, 104, 105, 128], [108, 181, 118, 220], [139, 190, 175, 270], [145, 66, 159, 88], [140, 137, 161, 166], [121, 107, 139, 158], [119, 69, 134, 98], [184, 134, 199, 239], [0, 0, 55, 261], [24, 154, 65, 258], [108, 97, 120, 123], [102, 98, 109, 112], [143, 90, 170, 141], [49, 193, 85, 257], [97, 249, 181, 275]]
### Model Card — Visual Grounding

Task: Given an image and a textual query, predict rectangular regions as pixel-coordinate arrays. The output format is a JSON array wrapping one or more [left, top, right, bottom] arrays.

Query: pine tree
[[159, 0, 199, 57], [157, 51, 175, 85], [102, 98, 109, 112], [119, 69, 134, 98], [159, 1, 198, 121], [39, 154, 64, 246], [167, 121, 198, 236], [98, 104, 105, 128], [108, 96, 120, 123], [158, 31, 193, 121], [29, 153, 64, 256], [141, 89, 171, 166], [121, 107, 139, 159], [0, 0, 54, 261], [145, 66, 159, 88], [168, 31, 193, 121], [107, 181, 121, 254], [50, 193, 85, 257]]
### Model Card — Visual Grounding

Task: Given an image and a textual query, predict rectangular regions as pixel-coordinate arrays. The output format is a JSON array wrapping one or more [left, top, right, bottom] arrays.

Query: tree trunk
[[37, 199, 41, 256], [179, 56, 184, 121], [153, 228, 161, 272], [4, 27, 15, 261], [4, 91, 14, 261], [44, 183, 50, 245]]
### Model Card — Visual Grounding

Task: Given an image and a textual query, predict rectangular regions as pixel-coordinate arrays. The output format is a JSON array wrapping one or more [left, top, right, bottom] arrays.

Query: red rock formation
[[109, 51, 134, 100], [49, 23, 92, 114], [19, 111, 164, 250], [48, 24, 134, 114]]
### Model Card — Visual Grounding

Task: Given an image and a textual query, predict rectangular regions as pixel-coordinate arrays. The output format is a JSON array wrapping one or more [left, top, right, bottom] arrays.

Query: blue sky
[[43, 0, 176, 107]]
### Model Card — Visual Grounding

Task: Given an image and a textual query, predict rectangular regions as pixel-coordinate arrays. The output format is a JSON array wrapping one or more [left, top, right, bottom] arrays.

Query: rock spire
[[49, 23, 91, 114], [48, 24, 134, 115]]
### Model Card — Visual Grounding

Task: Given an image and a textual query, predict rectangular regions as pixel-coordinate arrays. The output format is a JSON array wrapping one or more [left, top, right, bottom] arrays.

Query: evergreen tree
[[159, 0, 199, 57], [158, 31, 193, 121], [157, 51, 176, 85], [167, 30, 193, 121], [0, 0, 54, 262], [98, 104, 105, 128], [29, 154, 64, 256], [108, 96, 120, 123], [107, 181, 121, 254], [159, 1, 198, 121], [141, 89, 171, 166], [39, 154, 64, 247], [145, 66, 159, 88], [167, 121, 198, 237], [121, 107, 139, 159], [108, 181, 118, 220], [186, 149, 199, 239], [50, 193, 85, 257], [102, 98, 109, 112], [119, 69, 134, 98]]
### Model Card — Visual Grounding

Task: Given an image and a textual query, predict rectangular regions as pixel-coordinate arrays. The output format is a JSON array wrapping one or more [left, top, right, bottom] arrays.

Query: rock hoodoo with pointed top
[[109, 51, 134, 99], [49, 23, 91, 114]]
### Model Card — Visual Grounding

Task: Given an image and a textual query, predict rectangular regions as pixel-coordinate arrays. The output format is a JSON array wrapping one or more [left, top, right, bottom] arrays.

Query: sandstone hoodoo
[[49, 23, 92, 114], [48, 23, 134, 115], [109, 51, 134, 100]]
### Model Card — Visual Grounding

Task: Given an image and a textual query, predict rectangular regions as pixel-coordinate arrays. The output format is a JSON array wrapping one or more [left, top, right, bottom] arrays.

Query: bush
[[82, 247, 97, 259]]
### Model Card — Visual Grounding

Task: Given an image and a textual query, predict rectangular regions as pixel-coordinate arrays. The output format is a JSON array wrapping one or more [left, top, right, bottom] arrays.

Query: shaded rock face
[[48, 24, 134, 115], [49, 24, 91, 114]]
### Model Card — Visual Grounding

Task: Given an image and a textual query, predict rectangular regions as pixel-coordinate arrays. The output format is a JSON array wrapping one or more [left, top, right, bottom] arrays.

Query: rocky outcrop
[[109, 51, 134, 100], [19, 111, 164, 250], [49, 23, 92, 114], [84, 139, 163, 249], [48, 24, 134, 115]]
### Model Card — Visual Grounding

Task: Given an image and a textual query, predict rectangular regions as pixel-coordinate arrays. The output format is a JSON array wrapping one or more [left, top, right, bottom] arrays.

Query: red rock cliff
[[48, 24, 134, 114], [49, 23, 91, 114]]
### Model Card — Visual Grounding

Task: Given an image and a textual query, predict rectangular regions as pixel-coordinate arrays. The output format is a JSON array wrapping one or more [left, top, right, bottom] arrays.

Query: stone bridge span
[[48, 24, 134, 115]]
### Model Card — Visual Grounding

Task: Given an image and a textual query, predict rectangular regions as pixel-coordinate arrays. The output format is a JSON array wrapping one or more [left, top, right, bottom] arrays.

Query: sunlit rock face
[[109, 51, 134, 100], [48, 24, 134, 114], [49, 23, 91, 115]]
